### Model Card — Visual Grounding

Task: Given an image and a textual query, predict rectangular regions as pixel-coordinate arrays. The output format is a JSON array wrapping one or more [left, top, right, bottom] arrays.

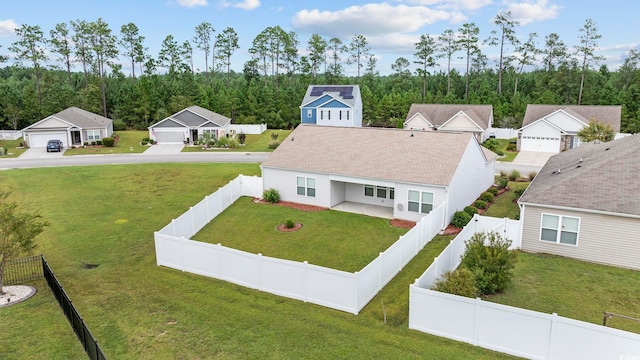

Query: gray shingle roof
[[262, 124, 489, 186], [151, 106, 231, 128], [301, 85, 360, 108], [54, 107, 112, 129], [521, 105, 621, 132], [405, 104, 493, 130], [519, 134, 640, 216]]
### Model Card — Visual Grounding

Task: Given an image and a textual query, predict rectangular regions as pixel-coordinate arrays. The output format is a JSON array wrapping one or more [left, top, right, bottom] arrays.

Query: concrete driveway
[[142, 144, 185, 155], [512, 151, 555, 167], [18, 147, 66, 159]]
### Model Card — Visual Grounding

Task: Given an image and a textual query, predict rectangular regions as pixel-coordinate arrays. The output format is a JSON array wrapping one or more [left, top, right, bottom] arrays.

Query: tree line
[[1, 13, 639, 133]]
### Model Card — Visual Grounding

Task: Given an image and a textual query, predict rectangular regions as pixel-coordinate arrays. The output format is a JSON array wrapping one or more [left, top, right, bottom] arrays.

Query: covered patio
[[331, 201, 394, 219]]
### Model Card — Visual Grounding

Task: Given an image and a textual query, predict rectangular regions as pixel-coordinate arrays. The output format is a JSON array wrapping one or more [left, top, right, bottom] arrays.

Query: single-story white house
[[261, 125, 497, 223], [517, 105, 621, 153], [518, 133, 640, 270], [22, 107, 113, 148], [149, 105, 232, 144], [404, 104, 494, 143]]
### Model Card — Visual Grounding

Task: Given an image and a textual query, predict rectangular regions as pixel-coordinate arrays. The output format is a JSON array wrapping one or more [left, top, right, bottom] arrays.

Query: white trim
[[403, 112, 434, 128], [518, 201, 640, 220], [539, 213, 580, 246], [439, 110, 485, 131]]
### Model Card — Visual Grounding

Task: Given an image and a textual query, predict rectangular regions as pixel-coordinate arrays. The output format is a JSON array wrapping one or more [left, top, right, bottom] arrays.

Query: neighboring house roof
[[520, 105, 621, 132], [150, 105, 231, 128], [405, 104, 493, 130], [301, 85, 360, 108], [519, 133, 640, 216], [262, 124, 493, 186], [24, 107, 112, 131]]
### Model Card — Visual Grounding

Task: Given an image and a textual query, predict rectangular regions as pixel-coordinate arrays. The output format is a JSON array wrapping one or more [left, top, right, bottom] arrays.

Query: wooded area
[[1, 15, 638, 133]]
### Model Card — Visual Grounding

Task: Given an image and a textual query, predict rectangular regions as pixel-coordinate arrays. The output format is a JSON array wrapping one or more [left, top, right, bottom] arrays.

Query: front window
[[87, 130, 101, 141], [408, 190, 433, 214], [540, 214, 579, 245], [297, 176, 316, 197], [364, 185, 394, 199]]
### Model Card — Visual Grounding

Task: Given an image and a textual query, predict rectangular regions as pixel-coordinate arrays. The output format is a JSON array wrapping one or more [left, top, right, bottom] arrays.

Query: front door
[[72, 131, 82, 145], [191, 129, 198, 144]]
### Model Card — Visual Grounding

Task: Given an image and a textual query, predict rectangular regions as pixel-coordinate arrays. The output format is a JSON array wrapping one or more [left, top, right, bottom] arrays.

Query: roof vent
[[579, 158, 583, 163], [552, 169, 561, 175], [605, 147, 610, 151]]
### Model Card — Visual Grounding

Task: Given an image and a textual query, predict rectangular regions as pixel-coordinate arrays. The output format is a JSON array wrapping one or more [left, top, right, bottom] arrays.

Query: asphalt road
[[0, 152, 270, 170]]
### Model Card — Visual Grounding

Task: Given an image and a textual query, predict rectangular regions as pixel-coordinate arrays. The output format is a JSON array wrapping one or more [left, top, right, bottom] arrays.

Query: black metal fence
[[42, 257, 107, 360], [4, 255, 43, 285]]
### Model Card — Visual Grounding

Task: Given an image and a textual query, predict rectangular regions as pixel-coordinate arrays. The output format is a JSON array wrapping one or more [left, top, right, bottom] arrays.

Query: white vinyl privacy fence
[[490, 128, 518, 139], [155, 175, 446, 314], [0, 130, 22, 140], [228, 123, 267, 135], [409, 215, 640, 359]]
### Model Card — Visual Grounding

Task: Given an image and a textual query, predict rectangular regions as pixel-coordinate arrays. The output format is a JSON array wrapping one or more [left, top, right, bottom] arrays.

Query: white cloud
[[0, 19, 18, 37], [398, 0, 493, 11], [292, 3, 462, 38], [218, 0, 260, 10], [505, 0, 561, 25], [176, 0, 208, 7]]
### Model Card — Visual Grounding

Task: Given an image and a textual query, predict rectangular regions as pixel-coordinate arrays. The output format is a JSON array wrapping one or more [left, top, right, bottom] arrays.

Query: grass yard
[[0, 138, 28, 158], [64, 130, 149, 155], [493, 138, 518, 162], [193, 197, 408, 272], [482, 181, 529, 219], [487, 252, 640, 334], [182, 129, 292, 153], [0, 163, 514, 359]]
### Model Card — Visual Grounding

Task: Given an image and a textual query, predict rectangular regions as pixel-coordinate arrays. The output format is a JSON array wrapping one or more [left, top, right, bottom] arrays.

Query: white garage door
[[154, 131, 184, 144], [28, 132, 68, 148], [520, 136, 560, 153]]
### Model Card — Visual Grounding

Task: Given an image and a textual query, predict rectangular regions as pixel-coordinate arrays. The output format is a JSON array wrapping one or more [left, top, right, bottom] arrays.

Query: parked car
[[46, 140, 64, 152]]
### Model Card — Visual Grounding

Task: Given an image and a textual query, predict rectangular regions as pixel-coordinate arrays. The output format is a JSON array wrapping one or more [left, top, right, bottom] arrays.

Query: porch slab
[[331, 201, 394, 219]]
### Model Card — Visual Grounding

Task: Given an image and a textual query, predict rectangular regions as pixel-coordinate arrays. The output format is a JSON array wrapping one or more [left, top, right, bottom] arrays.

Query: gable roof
[[262, 124, 488, 186], [150, 105, 231, 128], [521, 105, 621, 132], [519, 134, 640, 216], [24, 107, 112, 131], [405, 104, 492, 130], [301, 85, 360, 108]]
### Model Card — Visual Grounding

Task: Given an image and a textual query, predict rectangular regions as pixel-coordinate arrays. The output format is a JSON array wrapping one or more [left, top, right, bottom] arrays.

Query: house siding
[[405, 115, 431, 130], [440, 114, 479, 132], [447, 140, 495, 222], [262, 168, 331, 208], [392, 183, 447, 223], [344, 183, 394, 208], [300, 108, 316, 124], [521, 205, 640, 270], [545, 112, 585, 133]]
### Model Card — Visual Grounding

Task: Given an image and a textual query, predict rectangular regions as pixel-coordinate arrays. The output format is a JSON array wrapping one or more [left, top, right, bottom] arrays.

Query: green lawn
[[182, 129, 292, 153], [482, 181, 529, 219], [64, 130, 149, 155], [487, 252, 640, 334], [0, 163, 513, 359], [493, 138, 518, 162], [0, 138, 28, 158], [193, 197, 408, 272]]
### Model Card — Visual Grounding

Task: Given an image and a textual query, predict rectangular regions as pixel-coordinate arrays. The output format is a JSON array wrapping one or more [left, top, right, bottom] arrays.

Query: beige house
[[517, 105, 621, 153], [518, 134, 640, 270], [22, 107, 113, 148], [404, 104, 493, 142]]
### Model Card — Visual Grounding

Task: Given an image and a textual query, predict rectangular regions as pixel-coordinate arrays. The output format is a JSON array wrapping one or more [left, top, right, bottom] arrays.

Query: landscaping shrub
[[113, 119, 127, 131], [464, 206, 478, 216], [508, 169, 521, 181], [495, 149, 504, 156], [474, 200, 487, 209], [460, 231, 517, 295], [528, 171, 537, 181], [487, 187, 499, 196], [284, 220, 295, 229], [268, 140, 280, 149], [149, 139, 155, 145], [514, 188, 526, 198], [479, 191, 494, 202], [102, 137, 115, 147], [96, 140, 103, 146], [452, 210, 472, 228], [238, 133, 246, 145], [499, 170, 508, 177], [431, 269, 478, 298], [263, 188, 280, 203], [91, 141, 96, 146], [496, 176, 509, 189], [217, 136, 230, 148], [270, 132, 279, 141], [83, 141, 88, 146], [482, 138, 499, 152], [228, 137, 238, 149], [506, 143, 517, 151]]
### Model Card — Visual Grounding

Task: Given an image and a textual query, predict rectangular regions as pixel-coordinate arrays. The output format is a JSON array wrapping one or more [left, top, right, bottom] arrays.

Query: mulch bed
[[389, 219, 416, 229], [253, 198, 328, 212], [276, 223, 303, 232]]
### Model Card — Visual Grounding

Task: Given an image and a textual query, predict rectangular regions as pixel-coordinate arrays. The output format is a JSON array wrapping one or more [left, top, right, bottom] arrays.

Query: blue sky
[[0, 0, 637, 76]]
